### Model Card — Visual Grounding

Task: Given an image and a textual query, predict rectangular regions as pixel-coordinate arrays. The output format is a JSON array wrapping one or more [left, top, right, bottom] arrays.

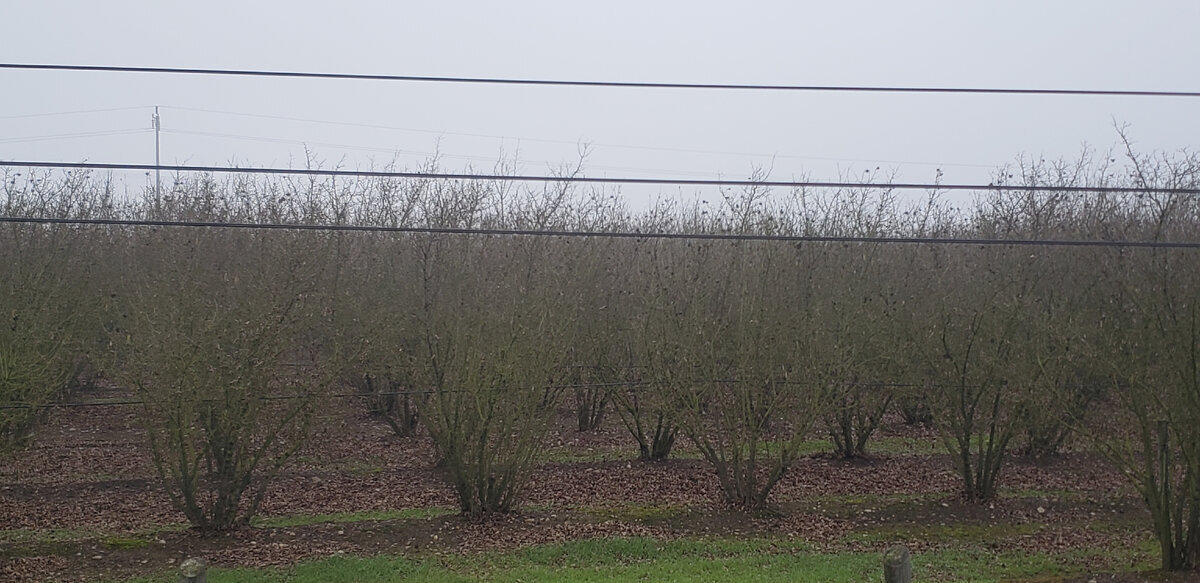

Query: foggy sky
[[1, 1, 1197, 209]]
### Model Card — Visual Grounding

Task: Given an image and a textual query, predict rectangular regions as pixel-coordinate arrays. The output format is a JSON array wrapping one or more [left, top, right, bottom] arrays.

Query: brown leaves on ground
[[0, 389, 1156, 582]]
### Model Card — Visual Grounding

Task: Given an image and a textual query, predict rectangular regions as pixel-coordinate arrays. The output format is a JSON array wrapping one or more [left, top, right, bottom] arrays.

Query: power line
[[160, 128, 728, 178], [163, 105, 997, 170], [2, 160, 1196, 194], [0, 129, 152, 145], [1, 215, 1198, 250], [161, 128, 419, 155], [0, 105, 151, 121], [3, 64, 1198, 98]]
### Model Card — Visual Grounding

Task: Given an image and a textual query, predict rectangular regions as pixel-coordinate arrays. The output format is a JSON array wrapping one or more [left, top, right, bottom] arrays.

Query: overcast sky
[[1, 1, 1197, 208]]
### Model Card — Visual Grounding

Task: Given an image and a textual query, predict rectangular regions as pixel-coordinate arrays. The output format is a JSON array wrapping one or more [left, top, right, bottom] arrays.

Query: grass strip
[[122, 536, 1159, 583]]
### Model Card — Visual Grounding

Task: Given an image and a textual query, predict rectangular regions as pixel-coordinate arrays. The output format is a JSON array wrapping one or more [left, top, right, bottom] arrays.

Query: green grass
[[4, 507, 460, 547], [0, 522, 188, 546], [866, 436, 949, 455], [251, 507, 456, 528], [130, 556, 451, 583], [844, 522, 1044, 546], [122, 536, 1159, 583], [0, 527, 95, 544], [576, 502, 688, 521], [798, 491, 943, 518], [538, 446, 635, 463]]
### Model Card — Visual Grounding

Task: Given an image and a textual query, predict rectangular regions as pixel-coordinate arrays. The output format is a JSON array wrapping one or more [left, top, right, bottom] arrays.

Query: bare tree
[[0, 224, 79, 452], [902, 245, 1045, 502], [643, 237, 828, 510], [0, 171, 112, 453], [412, 233, 571, 517], [108, 228, 329, 531], [1079, 144, 1200, 570]]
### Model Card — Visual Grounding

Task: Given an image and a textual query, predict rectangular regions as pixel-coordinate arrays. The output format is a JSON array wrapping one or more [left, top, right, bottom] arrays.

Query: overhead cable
[[0, 105, 152, 120], [0, 129, 152, 145], [2, 63, 1198, 97], [162, 105, 996, 169]]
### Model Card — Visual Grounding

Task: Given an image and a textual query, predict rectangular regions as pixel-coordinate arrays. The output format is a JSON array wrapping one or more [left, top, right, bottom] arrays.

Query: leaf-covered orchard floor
[[0, 383, 1191, 582]]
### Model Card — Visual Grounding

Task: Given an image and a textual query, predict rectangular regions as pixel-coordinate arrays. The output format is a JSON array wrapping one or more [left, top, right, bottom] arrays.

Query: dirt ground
[[1, 383, 1194, 582]]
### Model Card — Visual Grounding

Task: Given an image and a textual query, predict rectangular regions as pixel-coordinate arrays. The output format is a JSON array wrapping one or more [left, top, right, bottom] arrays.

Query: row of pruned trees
[[1, 145, 1198, 569]]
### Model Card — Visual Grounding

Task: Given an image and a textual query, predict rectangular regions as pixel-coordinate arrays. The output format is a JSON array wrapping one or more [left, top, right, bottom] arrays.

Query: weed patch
[[252, 507, 456, 528]]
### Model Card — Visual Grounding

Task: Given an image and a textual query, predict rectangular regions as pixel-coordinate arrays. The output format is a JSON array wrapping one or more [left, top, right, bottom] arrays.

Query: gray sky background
[[1, 1, 1197, 210]]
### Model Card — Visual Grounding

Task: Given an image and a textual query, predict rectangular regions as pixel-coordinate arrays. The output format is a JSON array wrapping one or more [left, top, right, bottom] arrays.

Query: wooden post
[[179, 557, 207, 583], [883, 545, 912, 583]]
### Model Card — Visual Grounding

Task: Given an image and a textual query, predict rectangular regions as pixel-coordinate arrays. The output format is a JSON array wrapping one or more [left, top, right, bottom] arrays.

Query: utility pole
[[152, 105, 161, 200]]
